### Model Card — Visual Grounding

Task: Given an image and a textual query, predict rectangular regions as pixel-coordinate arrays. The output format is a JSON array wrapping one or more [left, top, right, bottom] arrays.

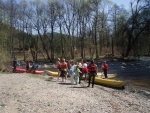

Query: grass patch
[[27, 73, 46, 80], [45, 76, 54, 81], [27, 73, 55, 82]]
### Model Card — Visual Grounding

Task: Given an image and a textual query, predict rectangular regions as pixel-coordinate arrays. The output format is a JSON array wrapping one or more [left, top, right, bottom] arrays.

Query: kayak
[[15, 68, 44, 74], [15, 68, 26, 73], [46, 70, 124, 87], [26, 70, 44, 74], [84, 73, 124, 88], [89, 72, 116, 79], [45, 70, 59, 77], [45, 70, 116, 79], [94, 77, 125, 88], [45, 70, 70, 77]]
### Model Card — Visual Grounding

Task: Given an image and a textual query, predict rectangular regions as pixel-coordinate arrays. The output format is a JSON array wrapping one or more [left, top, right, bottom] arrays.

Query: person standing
[[69, 61, 76, 84], [78, 59, 83, 84], [30, 61, 38, 74], [74, 65, 81, 84], [26, 61, 30, 71], [66, 60, 71, 70], [60, 58, 68, 82], [82, 60, 88, 81], [12, 57, 19, 73], [56, 58, 61, 80], [87, 59, 98, 88], [102, 61, 108, 78]]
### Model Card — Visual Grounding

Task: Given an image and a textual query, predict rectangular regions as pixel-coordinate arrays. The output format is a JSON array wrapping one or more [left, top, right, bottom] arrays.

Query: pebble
[[0, 73, 149, 113]]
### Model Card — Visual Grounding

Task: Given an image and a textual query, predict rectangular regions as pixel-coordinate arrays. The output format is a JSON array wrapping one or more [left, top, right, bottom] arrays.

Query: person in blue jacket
[[30, 61, 38, 74]]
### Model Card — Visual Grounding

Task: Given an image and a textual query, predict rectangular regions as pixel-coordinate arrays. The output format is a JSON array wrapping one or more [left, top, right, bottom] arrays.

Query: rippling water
[[96, 58, 150, 91]]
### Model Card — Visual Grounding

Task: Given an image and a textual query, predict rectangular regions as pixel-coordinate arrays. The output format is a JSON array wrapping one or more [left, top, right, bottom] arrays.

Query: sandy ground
[[0, 73, 149, 113]]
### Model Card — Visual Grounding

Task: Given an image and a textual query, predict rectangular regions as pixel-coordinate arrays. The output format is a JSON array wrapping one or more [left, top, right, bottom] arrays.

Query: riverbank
[[0, 73, 149, 113]]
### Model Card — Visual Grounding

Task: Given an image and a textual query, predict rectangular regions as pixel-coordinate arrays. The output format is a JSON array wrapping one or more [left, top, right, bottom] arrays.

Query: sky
[[15, 0, 132, 10], [111, 0, 132, 9]]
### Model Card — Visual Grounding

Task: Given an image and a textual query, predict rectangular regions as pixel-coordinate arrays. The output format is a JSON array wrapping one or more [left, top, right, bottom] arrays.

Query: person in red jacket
[[60, 58, 68, 82], [26, 61, 30, 70], [87, 59, 98, 88], [56, 58, 61, 80], [102, 61, 108, 78]]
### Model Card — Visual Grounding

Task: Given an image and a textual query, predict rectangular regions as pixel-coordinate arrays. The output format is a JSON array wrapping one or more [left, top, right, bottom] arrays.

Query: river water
[[97, 57, 150, 91]]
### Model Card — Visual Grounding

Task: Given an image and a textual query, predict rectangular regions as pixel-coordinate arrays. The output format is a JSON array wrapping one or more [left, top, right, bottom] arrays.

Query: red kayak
[[15, 68, 44, 74], [16, 68, 26, 73], [26, 70, 44, 74]]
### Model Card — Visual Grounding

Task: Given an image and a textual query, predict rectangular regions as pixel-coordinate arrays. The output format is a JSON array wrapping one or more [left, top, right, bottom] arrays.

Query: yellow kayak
[[94, 77, 125, 88], [45, 70, 69, 77], [46, 70, 116, 79], [97, 72, 117, 79], [83, 73, 124, 88], [45, 70, 58, 77], [82, 73, 117, 79], [46, 70, 124, 87]]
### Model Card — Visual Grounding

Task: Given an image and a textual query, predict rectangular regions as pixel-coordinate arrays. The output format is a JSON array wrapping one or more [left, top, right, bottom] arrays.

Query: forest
[[0, 0, 149, 69]]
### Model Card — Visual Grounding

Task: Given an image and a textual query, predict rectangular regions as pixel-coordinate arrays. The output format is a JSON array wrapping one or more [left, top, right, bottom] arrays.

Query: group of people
[[12, 57, 38, 74], [12, 56, 108, 88], [26, 61, 39, 74], [56, 58, 108, 88]]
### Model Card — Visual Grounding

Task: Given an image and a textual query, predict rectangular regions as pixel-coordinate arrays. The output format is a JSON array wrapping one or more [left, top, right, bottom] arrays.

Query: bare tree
[[124, 0, 150, 57]]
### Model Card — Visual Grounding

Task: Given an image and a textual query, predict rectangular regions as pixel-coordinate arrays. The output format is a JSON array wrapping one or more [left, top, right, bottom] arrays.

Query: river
[[97, 57, 150, 91]]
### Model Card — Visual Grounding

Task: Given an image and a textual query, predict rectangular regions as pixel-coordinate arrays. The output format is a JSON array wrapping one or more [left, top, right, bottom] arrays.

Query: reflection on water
[[97, 60, 150, 91]]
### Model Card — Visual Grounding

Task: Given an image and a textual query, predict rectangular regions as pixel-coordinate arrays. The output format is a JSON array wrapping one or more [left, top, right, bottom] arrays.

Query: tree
[[47, 1, 60, 60], [124, 0, 150, 57]]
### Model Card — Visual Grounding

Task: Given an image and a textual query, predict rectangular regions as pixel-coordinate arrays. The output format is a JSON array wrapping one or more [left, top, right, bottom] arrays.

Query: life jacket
[[88, 64, 97, 72], [102, 64, 108, 70], [61, 62, 68, 71], [26, 62, 29, 66], [57, 62, 61, 69]]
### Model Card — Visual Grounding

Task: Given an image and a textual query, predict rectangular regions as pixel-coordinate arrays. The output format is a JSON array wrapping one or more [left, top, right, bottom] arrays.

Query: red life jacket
[[26, 62, 29, 66], [57, 62, 61, 69], [61, 62, 68, 71], [67, 62, 71, 69], [102, 64, 108, 70], [88, 64, 97, 72]]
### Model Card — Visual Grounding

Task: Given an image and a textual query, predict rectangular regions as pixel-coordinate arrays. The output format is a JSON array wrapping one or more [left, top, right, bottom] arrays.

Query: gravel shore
[[0, 73, 149, 113]]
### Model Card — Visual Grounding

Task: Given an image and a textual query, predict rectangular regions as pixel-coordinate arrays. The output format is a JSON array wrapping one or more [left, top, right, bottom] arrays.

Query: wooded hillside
[[0, 0, 149, 66]]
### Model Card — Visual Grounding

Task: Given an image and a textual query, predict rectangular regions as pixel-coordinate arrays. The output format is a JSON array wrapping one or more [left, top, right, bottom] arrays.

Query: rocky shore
[[0, 73, 149, 113]]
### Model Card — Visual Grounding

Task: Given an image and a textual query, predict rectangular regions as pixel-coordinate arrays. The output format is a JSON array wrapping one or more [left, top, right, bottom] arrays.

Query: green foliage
[[0, 47, 11, 71], [0, 23, 11, 71], [0, 0, 149, 63]]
